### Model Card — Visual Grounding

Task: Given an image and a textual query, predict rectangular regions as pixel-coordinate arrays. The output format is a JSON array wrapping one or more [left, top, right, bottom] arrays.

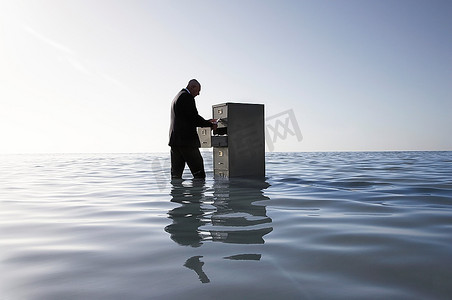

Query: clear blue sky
[[1, 0, 451, 153]]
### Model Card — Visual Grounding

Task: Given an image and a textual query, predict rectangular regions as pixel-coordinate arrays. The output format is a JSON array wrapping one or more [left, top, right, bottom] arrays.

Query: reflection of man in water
[[165, 180, 208, 247], [184, 256, 210, 283], [165, 179, 273, 283], [165, 180, 272, 247], [168, 79, 217, 179], [165, 180, 211, 283]]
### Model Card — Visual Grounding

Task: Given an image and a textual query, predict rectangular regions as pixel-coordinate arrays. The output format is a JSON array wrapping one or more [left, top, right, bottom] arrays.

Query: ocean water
[[1, 151, 451, 300]]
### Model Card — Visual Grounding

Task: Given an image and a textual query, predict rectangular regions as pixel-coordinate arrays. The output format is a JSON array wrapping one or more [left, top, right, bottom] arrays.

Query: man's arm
[[180, 94, 214, 128]]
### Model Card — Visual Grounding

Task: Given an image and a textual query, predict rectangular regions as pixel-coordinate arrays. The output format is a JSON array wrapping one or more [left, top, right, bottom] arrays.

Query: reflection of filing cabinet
[[207, 102, 265, 178]]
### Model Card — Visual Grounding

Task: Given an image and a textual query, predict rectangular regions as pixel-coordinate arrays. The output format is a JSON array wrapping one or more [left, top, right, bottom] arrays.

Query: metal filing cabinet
[[199, 102, 265, 178]]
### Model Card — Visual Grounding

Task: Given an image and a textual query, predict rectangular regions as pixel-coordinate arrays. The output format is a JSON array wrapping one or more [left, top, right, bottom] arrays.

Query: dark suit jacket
[[168, 89, 212, 147]]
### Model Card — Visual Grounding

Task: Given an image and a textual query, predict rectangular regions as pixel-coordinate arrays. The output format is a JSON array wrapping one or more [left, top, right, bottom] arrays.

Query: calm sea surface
[[1, 152, 451, 299]]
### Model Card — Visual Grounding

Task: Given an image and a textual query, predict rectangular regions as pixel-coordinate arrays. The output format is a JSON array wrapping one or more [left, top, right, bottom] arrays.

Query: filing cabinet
[[198, 102, 265, 178]]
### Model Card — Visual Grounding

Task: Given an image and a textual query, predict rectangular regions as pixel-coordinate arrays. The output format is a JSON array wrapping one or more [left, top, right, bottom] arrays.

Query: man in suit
[[169, 79, 217, 179]]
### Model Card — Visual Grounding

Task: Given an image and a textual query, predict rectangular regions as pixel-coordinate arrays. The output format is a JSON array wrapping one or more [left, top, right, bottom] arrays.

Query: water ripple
[[1, 152, 451, 299]]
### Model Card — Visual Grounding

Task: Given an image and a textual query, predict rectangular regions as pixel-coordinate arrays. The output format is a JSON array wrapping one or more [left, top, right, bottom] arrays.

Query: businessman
[[168, 79, 217, 179]]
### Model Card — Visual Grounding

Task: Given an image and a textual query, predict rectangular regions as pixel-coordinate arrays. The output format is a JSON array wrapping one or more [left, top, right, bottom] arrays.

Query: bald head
[[186, 79, 201, 97]]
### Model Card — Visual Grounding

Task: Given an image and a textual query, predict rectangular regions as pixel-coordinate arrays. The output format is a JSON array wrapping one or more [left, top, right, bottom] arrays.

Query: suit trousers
[[170, 146, 206, 179]]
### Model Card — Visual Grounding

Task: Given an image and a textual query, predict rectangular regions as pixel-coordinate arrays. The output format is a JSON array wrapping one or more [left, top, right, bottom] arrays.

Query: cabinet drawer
[[211, 135, 228, 147], [197, 127, 211, 148], [213, 147, 229, 170], [213, 105, 227, 120], [214, 169, 229, 178]]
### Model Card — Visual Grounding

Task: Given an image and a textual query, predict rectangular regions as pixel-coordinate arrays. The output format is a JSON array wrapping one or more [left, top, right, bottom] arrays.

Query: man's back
[[168, 89, 206, 147]]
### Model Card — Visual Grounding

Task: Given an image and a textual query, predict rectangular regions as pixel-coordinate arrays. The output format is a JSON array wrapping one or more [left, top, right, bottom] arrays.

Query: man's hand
[[209, 119, 218, 130]]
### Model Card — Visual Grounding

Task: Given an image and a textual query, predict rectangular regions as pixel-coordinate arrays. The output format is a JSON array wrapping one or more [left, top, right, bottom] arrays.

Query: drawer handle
[[218, 151, 223, 156], [218, 109, 223, 114]]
